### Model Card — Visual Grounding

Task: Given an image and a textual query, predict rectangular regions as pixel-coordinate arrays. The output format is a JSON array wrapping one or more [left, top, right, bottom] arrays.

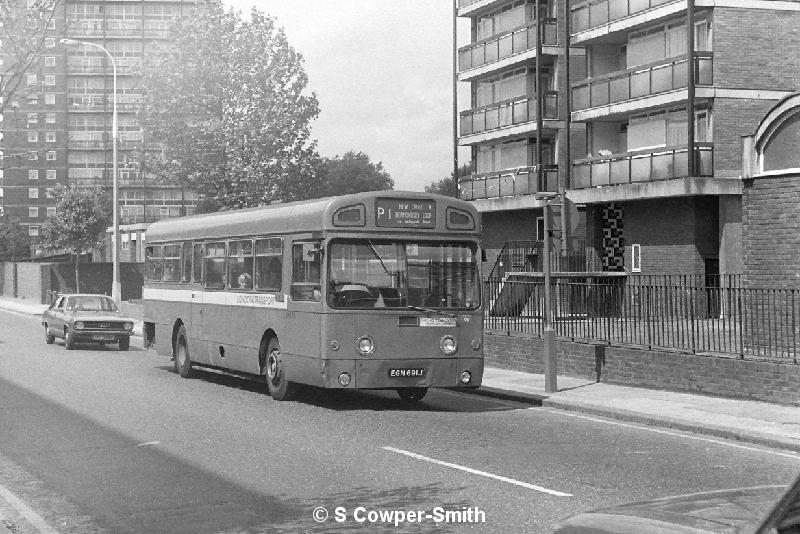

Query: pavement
[[1, 295, 799, 454]]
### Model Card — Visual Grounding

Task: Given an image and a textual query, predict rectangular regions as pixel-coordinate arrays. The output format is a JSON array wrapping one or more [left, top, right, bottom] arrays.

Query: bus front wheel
[[397, 387, 427, 402], [264, 338, 296, 401], [174, 327, 193, 378]]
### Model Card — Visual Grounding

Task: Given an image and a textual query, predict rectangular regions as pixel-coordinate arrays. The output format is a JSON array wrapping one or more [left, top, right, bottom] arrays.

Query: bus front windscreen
[[328, 240, 480, 310]]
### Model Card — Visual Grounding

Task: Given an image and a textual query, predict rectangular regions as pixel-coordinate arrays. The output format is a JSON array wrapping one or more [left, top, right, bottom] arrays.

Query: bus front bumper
[[321, 357, 484, 390]]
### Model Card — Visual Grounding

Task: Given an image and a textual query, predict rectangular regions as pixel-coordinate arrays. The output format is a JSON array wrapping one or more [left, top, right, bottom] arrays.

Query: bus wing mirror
[[481, 249, 487, 262]]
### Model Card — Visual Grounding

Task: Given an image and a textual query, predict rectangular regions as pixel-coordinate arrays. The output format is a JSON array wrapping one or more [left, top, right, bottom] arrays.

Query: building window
[[44, 75, 55, 86], [45, 131, 56, 143], [29, 188, 39, 199], [44, 56, 56, 67], [46, 169, 57, 180], [28, 170, 39, 180], [45, 113, 56, 124], [28, 151, 38, 160], [45, 38, 55, 48], [0, 187, 3, 198], [45, 188, 55, 198], [46, 207, 56, 217], [45, 93, 55, 105], [27, 112, 38, 124], [29, 225, 39, 237], [29, 207, 39, 218], [46, 151, 56, 161], [46, 18, 55, 30], [28, 131, 38, 143], [26, 73, 37, 86]]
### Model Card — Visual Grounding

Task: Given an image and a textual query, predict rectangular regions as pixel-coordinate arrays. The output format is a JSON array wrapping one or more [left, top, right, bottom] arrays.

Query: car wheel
[[44, 324, 55, 344], [64, 328, 75, 350], [397, 387, 428, 402], [264, 338, 296, 401], [119, 336, 130, 351], [174, 327, 193, 378]]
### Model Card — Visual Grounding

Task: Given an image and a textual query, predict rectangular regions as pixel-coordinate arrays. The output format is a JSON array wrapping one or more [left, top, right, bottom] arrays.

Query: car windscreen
[[66, 296, 118, 312], [328, 239, 480, 310]]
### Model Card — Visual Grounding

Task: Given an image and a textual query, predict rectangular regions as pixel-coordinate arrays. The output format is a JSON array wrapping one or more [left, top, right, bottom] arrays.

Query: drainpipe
[[687, 0, 696, 176], [453, 0, 460, 196], [536, 3, 543, 196]]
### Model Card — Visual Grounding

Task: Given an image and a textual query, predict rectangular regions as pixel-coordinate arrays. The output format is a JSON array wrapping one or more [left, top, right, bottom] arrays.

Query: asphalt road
[[1, 308, 799, 534]]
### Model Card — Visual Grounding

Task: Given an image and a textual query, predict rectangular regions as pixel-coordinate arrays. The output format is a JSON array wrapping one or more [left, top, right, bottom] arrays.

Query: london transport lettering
[[375, 199, 436, 228]]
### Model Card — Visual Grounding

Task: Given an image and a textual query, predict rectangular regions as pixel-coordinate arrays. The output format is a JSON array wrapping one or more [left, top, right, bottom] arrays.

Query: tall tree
[[318, 151, 394, 197], [0, 217, 31, 261], [140, 3, 320, 210], [424, 164, 472, 197], [39, 186, 110, 292]]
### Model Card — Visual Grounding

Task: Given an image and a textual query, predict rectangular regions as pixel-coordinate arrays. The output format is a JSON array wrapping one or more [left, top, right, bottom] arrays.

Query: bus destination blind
[[375, 199, 436, 228]]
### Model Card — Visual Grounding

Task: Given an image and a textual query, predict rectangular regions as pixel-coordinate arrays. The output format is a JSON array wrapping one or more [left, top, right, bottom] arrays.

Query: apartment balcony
[[67, 60, 140, 76], [459, 92, 558, 145], [68, 94, 142, 112], [571, 143, 713, 190], [571, 53, 712, 121], [457, 0, 513, 17], [459, 165, 558, 201], [571, 0, 685, 43], [458, 19, 558, 82]]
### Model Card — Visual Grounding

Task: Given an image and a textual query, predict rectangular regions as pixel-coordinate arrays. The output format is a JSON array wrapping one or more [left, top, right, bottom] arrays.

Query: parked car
[[42, 294, 135, 351], [551, 472, 800, 533]]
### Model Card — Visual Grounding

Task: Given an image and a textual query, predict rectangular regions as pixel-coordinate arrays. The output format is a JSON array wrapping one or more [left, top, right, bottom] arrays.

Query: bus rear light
[[460, 371, 472, 384], [330, 340, 340, 351], [440, 335, 457, 355], [471, 339, 481, 350], [338, 372, 352, 386], [356, 336, 374, 355]]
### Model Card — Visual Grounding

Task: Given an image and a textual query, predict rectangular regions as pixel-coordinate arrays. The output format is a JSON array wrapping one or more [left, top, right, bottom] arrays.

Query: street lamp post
[[60, 39, 120, 303], [536, 192, 558, 393]]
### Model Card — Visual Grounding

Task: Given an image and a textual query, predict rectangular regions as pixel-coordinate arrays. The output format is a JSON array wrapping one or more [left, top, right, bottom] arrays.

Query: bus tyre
[[397, 387, 427, 402], [119, 336, 130, 351], [64, 329, 75, 350], [174, 327, 193, 378], [44, 325, 55, 344], [265, 338, 296, 401]]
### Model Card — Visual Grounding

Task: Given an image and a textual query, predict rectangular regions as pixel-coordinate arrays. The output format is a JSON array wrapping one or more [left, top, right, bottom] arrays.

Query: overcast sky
[[223, 0, 471, 192]]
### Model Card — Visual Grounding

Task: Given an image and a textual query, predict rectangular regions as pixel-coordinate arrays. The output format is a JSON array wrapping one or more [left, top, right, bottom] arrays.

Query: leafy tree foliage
[[39, 186, 110, 291], [317, 151, 394, 197], [0, 0, 62, 116], [0, 218, 31, 261], [140, 3, 320, 210], [424, 164, 472, 197]]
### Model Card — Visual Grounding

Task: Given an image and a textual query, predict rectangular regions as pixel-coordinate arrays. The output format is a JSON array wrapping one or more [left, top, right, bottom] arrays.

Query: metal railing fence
[[483, 276, 797, 362]]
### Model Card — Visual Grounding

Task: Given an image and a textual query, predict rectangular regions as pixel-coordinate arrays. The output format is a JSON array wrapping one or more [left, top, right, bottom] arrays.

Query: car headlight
[[124, 322, 133, 330], [356, 336, 374, 355], [440, 335, 457, 355], [74, 321, 84, 330]]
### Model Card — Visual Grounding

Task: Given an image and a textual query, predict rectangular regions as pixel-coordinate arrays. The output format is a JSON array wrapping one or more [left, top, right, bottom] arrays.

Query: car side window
[[54, 297, 64, 310]]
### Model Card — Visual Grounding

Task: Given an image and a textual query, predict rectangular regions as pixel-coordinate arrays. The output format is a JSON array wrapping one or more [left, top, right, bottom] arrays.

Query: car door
[[48, 296, 66, 336]]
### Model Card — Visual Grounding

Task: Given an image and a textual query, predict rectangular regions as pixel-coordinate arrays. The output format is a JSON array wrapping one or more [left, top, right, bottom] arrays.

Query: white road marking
[[0, 484, 59, 534], [136, 441, 160, 448], [383, 446, 572, 497], [542, 409, 800, 461]]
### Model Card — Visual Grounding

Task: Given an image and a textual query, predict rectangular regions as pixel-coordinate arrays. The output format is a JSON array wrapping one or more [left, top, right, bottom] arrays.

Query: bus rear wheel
[[397, 387, 427, 402], [264, 338, 296, 401], [174, 327, 193, 378]]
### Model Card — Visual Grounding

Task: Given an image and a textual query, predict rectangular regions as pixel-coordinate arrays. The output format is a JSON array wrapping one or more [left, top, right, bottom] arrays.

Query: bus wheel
[[265, 338, 295, 401], [397, 387, 427, 402], [174, 327, 193, 378]]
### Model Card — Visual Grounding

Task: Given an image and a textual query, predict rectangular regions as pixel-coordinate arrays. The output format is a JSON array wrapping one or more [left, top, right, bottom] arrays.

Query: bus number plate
[[389, 368, 426, 378]]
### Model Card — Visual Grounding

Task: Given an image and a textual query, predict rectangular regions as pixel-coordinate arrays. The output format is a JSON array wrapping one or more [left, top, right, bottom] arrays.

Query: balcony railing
[[67, 61, 140, 76], [572, 53, 712, 112], [571, 143, 713, 189], [571, 0, 680, 33], [460, 92, 558, 137], [458, 19, 557, 71], [458, 0, 482, 8], [459, 165, 558, 201]]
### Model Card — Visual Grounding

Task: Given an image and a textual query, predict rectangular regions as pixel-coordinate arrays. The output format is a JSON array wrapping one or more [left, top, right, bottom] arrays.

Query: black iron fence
[[483, 275, 798, 362]]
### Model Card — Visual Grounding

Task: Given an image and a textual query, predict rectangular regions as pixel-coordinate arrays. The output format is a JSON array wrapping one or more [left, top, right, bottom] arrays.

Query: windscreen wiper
[[407, 305, 456, 318], [367, 240, 392, 278]]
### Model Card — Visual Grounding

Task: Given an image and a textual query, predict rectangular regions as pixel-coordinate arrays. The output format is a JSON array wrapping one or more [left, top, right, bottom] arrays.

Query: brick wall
[[713, 99, 777, 179], [485, 333, 800, 405]]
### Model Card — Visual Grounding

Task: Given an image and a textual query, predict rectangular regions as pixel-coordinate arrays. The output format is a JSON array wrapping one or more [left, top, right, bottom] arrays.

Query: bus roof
[[145, 190, 481, 243]]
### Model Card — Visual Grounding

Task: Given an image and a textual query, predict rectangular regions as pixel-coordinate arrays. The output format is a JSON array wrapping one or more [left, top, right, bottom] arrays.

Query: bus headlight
[[75, 322, 84, 330], [338, 372, 351, 386], [330, 340, 340, 351], [460, 371, 472, 384], [356, 336, 374, 355], [471, 338, 481, 350], [440, 335, 457, 355]]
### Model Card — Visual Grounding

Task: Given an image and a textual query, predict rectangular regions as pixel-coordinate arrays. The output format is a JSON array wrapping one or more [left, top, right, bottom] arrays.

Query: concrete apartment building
[[457, 0, 800, 277], [0, 0, 199, 241]]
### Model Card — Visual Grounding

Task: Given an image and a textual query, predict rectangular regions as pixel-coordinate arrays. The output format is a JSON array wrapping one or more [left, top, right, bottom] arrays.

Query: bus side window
[[203, 242, 226, 289], [145, 245, 163, 281], [255, 237, 282, 291], [162, 244, 182, 282], [228, 239, 253, 290], [291, 242, 321, 301], [192, 243, 203, 283], [181, 241, 192, 282]]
